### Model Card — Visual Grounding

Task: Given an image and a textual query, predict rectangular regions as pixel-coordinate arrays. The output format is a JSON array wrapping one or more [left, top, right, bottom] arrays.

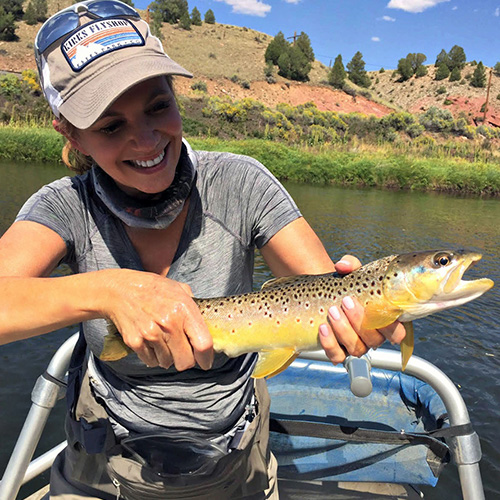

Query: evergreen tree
[[435, 63, 450, 81], [435, 49, 450, 68], [397, 57, 413, 81], [149, 3, 164, 40], [179, 10, 191, 30], [33, 0, 47, 22], [295, 31, 314, 63], [0, 6, 16, 40], [191, 6, 201, 26], [23, 0, 36, 25], [346, 51, 370, 88], [120, 0, 134, 6], [470, 61, 486, 88], [494, 62, 500, 76], [449, 66, 461, 82], [448, 45, 466, 71], [328, 54, 346, 89], [0, 0, 23, 20], [415, 65, 428, 77], [264, 31, 288, 66], [204, 8, 215, 24]]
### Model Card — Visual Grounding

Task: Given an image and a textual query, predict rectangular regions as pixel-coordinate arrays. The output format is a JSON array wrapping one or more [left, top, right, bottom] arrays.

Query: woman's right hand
[[97, 269, 213, 371]]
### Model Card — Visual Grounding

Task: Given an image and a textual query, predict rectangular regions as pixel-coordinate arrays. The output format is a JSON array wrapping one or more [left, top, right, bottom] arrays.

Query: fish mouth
[[441, 253, 493, 302]]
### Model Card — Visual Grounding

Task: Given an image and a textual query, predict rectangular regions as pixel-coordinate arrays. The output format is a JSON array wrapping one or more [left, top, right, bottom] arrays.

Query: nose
[[128, 120, 161, 152]]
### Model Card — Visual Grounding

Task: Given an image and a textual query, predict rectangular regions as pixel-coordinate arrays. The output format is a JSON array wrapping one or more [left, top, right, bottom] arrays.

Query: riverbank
[[1, 127, 499, 196]]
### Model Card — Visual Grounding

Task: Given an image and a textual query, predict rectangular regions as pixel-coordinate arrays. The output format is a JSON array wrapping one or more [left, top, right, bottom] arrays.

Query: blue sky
[[134, 0, 499, 71]]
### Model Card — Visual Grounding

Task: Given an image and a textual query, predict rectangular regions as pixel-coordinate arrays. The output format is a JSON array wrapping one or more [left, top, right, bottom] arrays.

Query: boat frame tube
[[0, 333, 485, 500]]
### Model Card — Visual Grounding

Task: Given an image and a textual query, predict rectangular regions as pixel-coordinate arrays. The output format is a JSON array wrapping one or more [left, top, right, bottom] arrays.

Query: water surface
[[0, 160, 498, 499]]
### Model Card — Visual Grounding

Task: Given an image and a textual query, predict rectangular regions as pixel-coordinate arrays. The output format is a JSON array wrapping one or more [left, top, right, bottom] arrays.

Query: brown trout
[[100, 250, 493, 376]]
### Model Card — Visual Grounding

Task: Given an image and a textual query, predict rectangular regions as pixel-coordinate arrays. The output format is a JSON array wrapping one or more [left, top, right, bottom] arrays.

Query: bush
[[191, 81, 207, 92]]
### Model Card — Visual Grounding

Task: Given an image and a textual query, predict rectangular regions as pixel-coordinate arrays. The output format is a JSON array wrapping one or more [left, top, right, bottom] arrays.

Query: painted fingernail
[[329, 306, 341, 321], [319, 324, 330, 337], [342, 296, 355, 310]]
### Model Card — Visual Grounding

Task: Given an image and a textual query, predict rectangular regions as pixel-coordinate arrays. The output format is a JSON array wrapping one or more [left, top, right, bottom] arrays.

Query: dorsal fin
[[261, 275, 304, 290]]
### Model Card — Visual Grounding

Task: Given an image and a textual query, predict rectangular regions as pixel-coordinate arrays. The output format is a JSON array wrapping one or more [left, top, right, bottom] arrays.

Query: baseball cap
[[35, 0, 192, 129]]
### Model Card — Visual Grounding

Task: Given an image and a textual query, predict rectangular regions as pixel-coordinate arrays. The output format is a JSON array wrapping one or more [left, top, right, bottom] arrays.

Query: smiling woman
[[0, 1, 407, 499]]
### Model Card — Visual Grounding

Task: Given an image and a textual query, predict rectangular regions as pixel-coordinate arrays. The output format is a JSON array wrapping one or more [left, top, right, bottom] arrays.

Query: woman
[[0, 2, 405, 498]]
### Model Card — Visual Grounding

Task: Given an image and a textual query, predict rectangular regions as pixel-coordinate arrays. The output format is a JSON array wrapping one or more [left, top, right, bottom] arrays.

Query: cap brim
[[59, 54, 192, 129]]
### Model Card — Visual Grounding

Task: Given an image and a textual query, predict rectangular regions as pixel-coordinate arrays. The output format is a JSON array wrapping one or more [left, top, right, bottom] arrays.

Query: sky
[[133, 0, 500, 71]]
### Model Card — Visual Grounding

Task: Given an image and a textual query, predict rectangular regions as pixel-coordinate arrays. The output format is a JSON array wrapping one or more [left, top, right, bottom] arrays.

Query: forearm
[[0, 273, 106, 344]]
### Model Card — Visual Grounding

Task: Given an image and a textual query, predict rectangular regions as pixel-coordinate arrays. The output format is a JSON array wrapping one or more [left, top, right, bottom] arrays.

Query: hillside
[[1, 4, 499, 125]]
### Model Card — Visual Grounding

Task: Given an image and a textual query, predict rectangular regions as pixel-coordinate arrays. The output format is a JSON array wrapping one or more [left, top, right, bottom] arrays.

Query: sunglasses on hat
[[35, 0, 140, 56]]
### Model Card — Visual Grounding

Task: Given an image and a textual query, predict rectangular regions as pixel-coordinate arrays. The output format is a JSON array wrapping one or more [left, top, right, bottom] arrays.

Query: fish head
[[384, 250, 494, 321]]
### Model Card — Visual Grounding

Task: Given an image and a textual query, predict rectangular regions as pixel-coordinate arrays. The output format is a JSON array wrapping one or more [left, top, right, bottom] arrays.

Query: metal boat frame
[[0, 332, 485, 500]]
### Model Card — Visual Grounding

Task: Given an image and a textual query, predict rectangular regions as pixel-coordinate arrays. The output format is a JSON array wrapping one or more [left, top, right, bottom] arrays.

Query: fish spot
[[319, 307, 325, 314], [296, 318, 301, 323], [309, 319, 314, 326]]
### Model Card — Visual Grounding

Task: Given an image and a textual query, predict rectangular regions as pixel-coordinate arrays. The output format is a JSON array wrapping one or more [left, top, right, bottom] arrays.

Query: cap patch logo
[[61, 18, 144, 71]]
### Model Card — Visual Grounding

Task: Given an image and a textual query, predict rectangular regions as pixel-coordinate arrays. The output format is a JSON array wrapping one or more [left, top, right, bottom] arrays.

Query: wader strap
[[66, 330, 116, 454]]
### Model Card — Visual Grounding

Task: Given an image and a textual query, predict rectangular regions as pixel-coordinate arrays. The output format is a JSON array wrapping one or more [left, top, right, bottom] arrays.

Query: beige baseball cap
[[36, 4, 192, 129]]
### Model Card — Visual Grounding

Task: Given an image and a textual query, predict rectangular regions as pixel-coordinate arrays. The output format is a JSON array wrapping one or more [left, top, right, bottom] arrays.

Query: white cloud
[[381, 15, 396, 21], [495, 7, 500, 17], [387, 0, 450, 14], [283, 0, 301, 4], [215, 0, 271, 17], [452, 6, 458, 10], [372, 36, 381, 42]]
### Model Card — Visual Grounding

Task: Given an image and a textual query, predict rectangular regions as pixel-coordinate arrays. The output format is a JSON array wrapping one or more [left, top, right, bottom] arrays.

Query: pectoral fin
[[362, 302, 402, 330], [99, 322, 133, 362], [252, 349, 299, 379], [401, 321, 414, 371]]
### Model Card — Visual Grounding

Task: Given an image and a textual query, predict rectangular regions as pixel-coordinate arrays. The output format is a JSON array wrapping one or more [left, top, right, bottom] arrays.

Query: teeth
[[132, 150, 165, 168]]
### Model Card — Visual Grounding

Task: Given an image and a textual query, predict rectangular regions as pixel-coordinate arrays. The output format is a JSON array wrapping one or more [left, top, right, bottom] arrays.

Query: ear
[[52, 119, 89, 156]]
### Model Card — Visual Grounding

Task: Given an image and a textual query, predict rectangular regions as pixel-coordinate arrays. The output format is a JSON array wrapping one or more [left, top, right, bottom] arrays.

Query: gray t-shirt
[[16, 147, 301, 437]]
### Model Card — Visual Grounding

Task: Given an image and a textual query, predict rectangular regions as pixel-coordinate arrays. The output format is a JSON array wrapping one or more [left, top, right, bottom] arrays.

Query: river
[[0, 159, 498, 499]]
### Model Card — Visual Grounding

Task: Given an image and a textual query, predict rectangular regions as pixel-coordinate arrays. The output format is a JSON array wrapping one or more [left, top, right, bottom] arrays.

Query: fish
[[100, 250, 493, 377]]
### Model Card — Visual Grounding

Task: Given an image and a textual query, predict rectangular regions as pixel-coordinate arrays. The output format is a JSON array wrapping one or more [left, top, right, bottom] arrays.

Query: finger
[[150, 337, 174, 370], [319, 323, 347, 365], [180, 304, 214, 371], [335, 255, 362, 274], [341, 296, 386, 349], [327, 304, 368, 357], [159, 326, 197, 371], [377, 321, 407, 345], [132, 339, 160, 367]]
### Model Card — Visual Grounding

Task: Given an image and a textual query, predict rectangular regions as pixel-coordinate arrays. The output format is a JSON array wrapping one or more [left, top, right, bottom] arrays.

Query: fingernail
[[336, 260, 350, 267], [329, 306, 341, 321], [319, 324, 330, 337], [342, 296, 355, 310]]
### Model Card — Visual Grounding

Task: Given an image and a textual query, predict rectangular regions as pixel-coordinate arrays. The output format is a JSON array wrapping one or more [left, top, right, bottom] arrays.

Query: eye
[[433, 252, 453, 267], [99, 120, 123, 135], [150, 99, 171, 114]]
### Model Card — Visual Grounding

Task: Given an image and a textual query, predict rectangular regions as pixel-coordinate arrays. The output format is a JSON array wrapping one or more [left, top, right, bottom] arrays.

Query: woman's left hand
[[318, 254, 407, 365]]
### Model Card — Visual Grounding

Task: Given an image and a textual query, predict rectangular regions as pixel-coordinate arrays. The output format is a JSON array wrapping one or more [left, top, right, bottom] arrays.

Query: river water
[[0, 160, 498, 499]]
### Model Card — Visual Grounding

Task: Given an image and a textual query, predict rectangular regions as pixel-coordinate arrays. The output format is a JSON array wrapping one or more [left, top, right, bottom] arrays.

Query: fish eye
[[433, 252, 453, 267]]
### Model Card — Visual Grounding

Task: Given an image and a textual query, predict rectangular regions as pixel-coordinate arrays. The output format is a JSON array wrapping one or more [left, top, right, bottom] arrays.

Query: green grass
[[1, 127, 499, 196]]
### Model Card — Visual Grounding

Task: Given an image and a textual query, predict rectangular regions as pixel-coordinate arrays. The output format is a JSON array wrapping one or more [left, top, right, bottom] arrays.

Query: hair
[[57, 75, 176, 175]]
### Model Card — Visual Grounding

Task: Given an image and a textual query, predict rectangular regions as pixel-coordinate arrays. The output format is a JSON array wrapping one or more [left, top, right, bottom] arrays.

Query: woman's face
[[70, 76, 183, 197]]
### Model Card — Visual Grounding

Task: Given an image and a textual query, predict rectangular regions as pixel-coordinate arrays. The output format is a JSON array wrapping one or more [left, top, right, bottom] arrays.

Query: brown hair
[[58, 76, 176, 175]]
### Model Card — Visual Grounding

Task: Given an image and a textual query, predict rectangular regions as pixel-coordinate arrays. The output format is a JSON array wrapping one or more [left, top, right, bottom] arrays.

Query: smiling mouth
[[128, 148, 166, 169]]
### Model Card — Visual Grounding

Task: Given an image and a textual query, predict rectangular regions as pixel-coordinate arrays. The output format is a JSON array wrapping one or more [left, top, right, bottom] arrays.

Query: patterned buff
[[91, 142, 196, 229]]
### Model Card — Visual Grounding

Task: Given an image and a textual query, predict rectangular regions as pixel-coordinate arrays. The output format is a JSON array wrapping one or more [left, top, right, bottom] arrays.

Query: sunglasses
[[34, 0, 141, 55]]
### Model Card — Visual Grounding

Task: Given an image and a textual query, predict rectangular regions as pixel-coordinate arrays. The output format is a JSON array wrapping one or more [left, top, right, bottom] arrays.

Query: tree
[[149, 3, 164, 40], [295, 31, 314, 63], [0, 0, 23, 20], [435, 63, 450, 81], [448, 45, 466, 71], [191, 6, 201, 26], [470, 61, 486, 88], [449, 66, 461, 82], [179, 10, 191, 30], [346, 51, 370, 88], [23, 0, 36, 25], [264, 31, 288, 66], [328, 54, 346, 89], [435, 49, 450, 68], [0, 6, 17, 41], [494, 62, 500, 76], [204, 8, 215, 24], [397, 57, 413, 81]]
